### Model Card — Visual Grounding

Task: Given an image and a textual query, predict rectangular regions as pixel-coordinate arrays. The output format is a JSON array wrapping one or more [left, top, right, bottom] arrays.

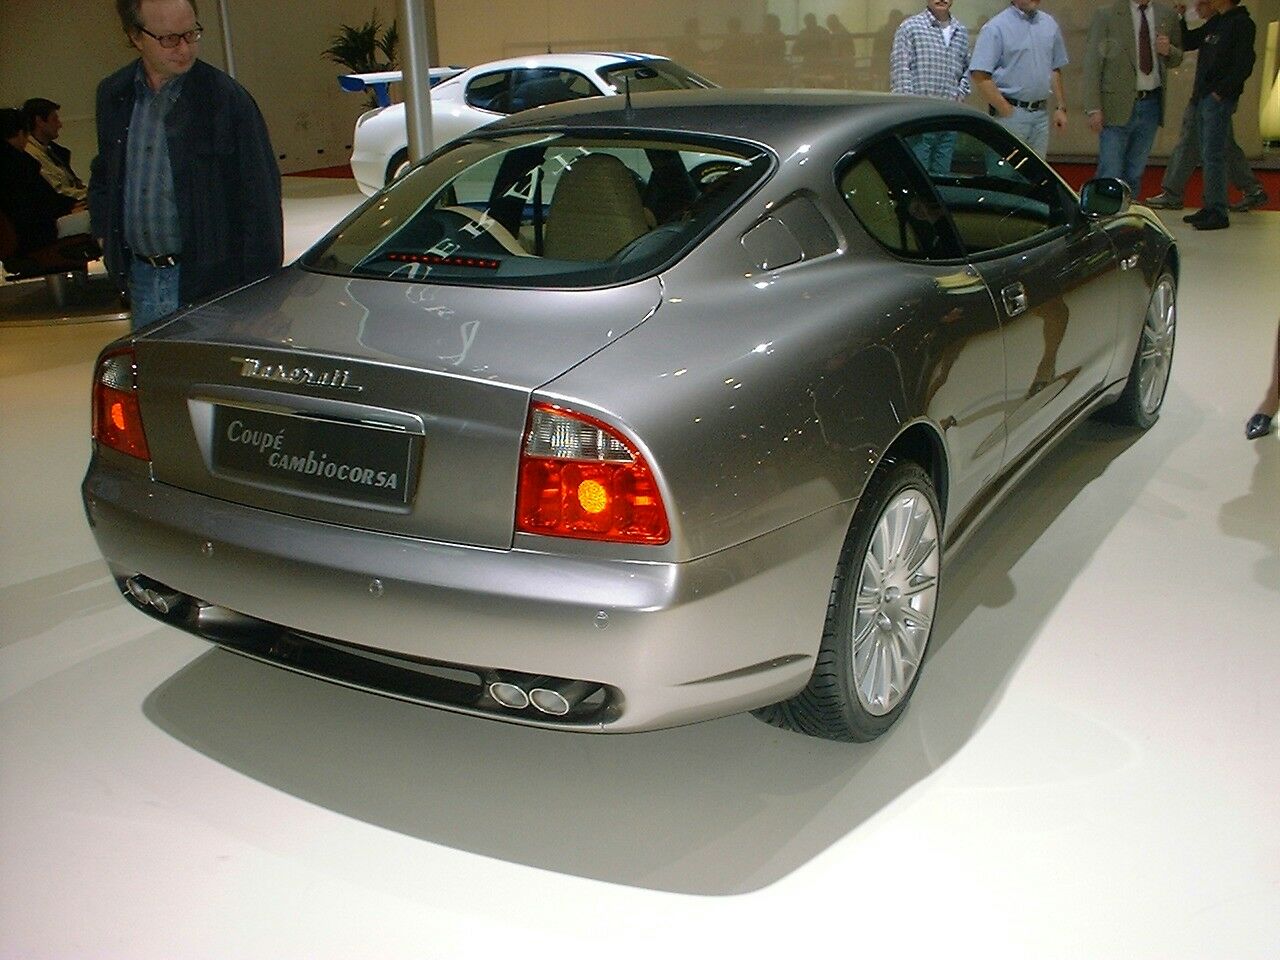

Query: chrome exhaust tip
[[488, 674, 556, 711], [488, 680, 531, 710], [143, 588, 182, 614], [124, 577, 150, 604], [123, 576, 184, 615], [529, 679, 600, 717]]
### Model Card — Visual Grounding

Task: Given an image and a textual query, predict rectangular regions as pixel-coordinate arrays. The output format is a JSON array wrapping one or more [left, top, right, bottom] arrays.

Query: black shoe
[[1246, 413, 1274, 440], [1192, 212, 1230, 230], [1182, 209, 1210, 224], [1229, 191, 1268, 213], [1144, 193, 1183, 210]]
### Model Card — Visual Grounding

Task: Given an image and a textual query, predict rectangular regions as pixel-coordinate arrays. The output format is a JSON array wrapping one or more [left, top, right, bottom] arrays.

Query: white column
[[400, 0, 437, 163]]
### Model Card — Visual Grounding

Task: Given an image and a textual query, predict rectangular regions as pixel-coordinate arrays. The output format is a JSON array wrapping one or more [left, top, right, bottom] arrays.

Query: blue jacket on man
[[89, 58, 283, 306]]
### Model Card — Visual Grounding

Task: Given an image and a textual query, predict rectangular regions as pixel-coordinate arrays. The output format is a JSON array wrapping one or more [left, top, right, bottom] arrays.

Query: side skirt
[[942, 378, 1127, 562]]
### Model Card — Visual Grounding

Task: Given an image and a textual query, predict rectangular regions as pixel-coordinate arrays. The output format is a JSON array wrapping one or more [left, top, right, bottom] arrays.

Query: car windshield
[[303, 131, 772, 289], [596, 60, 714, 93]]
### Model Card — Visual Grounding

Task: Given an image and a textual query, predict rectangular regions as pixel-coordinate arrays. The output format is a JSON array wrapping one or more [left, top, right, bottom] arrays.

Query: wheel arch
[[1161, 243, 1180, 284], [870, 420, 951, 529], [384, 146, 410, 186]]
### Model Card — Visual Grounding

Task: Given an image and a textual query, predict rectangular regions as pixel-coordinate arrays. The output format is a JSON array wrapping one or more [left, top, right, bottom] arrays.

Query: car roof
[[478, 88, 988, 158], [457, 51, 672, 76]]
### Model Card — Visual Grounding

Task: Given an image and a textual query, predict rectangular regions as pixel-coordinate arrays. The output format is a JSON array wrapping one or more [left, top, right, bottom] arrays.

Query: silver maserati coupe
[[83, 90, 1177, 741]]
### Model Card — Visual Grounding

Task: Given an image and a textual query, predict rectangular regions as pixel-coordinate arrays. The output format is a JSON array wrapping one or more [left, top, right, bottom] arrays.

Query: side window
[[839, 140, 958, 260], [901, 126, 1070, 254], [465, 71, 512, 113], [508, 69, 599, 112]]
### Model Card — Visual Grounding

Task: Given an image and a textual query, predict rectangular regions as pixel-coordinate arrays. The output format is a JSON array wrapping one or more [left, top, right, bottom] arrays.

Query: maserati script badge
[[233, 357, 364, 392]]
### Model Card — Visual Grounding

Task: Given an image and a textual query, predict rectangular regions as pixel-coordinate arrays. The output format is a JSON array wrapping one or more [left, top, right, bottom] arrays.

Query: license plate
[[211, 406, 418, 506]]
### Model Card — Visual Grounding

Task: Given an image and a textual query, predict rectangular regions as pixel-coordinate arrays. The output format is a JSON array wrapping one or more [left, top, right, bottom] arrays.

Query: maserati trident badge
[[233, 357, 364, 392]]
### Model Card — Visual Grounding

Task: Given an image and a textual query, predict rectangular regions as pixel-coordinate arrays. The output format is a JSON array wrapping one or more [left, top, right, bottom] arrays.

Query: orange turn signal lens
[[92, 350, 150, 460], [577, 478, 609, 514]]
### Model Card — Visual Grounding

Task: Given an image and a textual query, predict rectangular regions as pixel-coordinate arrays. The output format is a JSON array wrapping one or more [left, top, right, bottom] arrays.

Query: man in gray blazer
[[1082, 0, 1183, 195]]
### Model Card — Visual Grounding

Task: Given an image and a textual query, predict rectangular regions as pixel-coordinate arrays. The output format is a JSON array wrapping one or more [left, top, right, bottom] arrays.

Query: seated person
[[22, 98, 87, 201], [21, 98, 86, 202], [0, 107, 86, 258]]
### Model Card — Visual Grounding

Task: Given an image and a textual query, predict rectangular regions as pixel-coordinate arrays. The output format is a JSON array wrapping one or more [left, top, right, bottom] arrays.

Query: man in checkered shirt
[[890, 0, 971, 173]]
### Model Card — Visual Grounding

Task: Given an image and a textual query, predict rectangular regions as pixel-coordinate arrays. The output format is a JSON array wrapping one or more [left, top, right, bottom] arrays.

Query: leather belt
[[134, 253, 180, 268], [1007, 98, 1046, 111], [1133, 88, 1162, 101]]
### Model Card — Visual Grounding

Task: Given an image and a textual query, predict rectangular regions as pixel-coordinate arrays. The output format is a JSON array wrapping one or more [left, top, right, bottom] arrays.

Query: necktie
[[1138, 4, 1153, 75]]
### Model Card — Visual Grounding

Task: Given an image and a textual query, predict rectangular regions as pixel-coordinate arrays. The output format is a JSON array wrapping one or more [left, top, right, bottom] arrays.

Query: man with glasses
[[90, 0, 282, 328]]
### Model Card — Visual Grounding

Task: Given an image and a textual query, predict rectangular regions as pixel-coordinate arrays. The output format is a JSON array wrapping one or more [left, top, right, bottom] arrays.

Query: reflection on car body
[[83, 90, 1177, 741]]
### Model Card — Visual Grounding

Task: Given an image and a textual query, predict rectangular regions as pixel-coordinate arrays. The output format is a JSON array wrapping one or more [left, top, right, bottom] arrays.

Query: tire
[[755, 460, 942, 741], [1099, 271, 1176, 429], [385, 149, 411, 186]]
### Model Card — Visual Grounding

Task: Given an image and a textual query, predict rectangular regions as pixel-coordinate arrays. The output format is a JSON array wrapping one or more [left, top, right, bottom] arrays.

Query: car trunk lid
[[135, 268, 662, 548]]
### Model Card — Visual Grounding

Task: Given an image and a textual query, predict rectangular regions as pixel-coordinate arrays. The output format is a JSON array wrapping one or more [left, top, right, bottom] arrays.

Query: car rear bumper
[[83, 455, 851, 732]]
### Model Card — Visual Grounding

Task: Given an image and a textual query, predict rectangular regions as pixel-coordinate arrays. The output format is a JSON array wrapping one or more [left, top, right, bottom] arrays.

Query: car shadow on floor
[[0, 562, 121, 647], [140, 408, 1181, 896]]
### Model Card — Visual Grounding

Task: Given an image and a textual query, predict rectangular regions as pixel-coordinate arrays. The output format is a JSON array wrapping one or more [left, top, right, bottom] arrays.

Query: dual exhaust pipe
[[124, 576, 185, 615], [125, 573, 598, 718], [488, 674, 600, 717]]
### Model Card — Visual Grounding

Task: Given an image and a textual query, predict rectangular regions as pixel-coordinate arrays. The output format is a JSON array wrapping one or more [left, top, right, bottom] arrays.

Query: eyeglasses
[[137, 22, 203, 48]]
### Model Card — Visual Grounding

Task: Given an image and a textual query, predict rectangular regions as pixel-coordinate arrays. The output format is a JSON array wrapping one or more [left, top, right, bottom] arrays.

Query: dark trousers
[[1161, 95, 1261, 201], [1197, 94, 1238, 216]]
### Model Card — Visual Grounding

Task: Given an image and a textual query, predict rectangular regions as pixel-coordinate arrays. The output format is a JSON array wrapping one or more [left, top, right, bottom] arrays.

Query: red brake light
[[92, 349, 150, 460], [516, 403, 670, 545]]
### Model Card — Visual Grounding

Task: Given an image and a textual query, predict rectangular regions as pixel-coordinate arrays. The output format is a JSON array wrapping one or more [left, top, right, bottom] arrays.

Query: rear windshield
[[596, 60, 714, 93], [302, 132, 772, 288]]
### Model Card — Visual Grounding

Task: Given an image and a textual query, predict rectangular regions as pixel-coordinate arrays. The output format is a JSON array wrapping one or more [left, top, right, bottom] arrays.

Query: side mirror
[[1079, 177, 1131, 219]]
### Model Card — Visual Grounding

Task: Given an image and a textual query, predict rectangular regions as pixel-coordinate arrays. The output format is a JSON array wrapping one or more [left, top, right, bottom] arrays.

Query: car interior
[[310, 136, 768, 287]]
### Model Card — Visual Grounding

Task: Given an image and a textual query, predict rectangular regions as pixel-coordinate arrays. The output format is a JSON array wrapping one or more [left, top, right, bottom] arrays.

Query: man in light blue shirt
[[970, 0, 1070, 157]]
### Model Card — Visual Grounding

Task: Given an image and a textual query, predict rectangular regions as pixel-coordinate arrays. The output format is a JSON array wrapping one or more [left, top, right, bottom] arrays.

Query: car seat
[[543, 154, 652, 261]]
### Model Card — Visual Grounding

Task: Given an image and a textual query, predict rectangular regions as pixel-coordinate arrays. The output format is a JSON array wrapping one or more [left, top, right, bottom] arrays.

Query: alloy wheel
[[1139, 277, 1176, 415], [851, 488, 940, 716]]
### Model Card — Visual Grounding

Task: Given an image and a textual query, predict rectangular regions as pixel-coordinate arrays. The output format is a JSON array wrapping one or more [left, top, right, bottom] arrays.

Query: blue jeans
[[1160, 95, 1261, 201], [1198, 94, 1237, 217], [995, 106, 1050, 158], [128, 260, 181, 331], [910, 131, 958, 175], [1096, 96, 1161, 196]]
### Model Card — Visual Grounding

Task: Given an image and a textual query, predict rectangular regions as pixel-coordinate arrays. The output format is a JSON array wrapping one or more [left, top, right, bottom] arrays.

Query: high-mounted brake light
[[92, 348, 150, 460], [516, 403, 670, 545]]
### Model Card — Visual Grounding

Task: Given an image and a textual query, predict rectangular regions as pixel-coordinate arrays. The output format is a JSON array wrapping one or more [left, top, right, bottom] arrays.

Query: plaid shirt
[[124, 65, 185, 256], [890, 8, 971, 101]]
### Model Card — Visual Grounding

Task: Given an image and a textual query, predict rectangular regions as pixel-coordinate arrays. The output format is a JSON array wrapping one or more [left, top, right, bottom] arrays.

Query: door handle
[[1002, 282, 1028, 317]]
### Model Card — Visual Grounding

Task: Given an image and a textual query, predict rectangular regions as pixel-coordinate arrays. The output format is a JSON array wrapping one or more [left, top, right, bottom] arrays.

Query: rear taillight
[[92, 348, 150, 460], [516, 403, 670, 545]]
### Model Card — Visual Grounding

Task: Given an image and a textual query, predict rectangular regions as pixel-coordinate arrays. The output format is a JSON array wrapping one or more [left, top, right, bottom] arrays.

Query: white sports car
[[347, 52, 714, 196]]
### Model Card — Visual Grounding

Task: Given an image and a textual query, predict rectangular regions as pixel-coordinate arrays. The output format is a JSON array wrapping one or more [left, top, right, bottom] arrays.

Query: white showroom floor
[[1, 181, 1277, 959]]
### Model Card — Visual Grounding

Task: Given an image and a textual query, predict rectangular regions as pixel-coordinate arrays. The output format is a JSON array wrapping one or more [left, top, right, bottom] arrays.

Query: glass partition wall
[[433, 0, 1279, 160]]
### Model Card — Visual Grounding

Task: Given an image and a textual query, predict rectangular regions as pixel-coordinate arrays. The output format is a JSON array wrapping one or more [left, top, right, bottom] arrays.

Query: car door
[[900, 122, 1121, 465], [835, 137, 1007, 516]]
